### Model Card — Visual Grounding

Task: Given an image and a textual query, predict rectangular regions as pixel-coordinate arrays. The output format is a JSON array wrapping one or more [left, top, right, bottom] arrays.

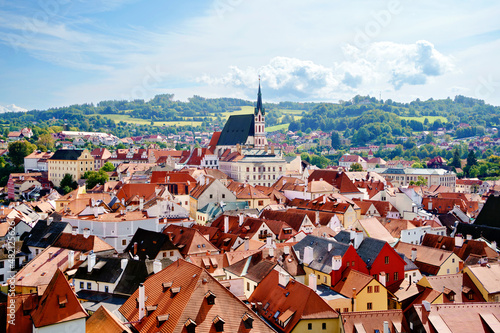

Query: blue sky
[[1, 0, 499, 111]]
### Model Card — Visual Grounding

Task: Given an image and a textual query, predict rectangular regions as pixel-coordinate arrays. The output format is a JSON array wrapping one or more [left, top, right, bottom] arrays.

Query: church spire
[[255, 76, 265, 115]]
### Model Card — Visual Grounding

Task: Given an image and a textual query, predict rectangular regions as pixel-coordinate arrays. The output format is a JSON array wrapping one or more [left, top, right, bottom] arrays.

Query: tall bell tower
[[254, 77, 267, 149]]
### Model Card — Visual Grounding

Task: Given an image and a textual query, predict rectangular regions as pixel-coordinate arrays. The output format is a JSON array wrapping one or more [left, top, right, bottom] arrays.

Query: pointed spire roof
[[255, 78, 265, 115], [31, 269, 88, 328]]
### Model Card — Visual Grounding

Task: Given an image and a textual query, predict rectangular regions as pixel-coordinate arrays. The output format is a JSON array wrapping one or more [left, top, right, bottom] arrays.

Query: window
[[122, 239, 127, 246], [452, 258, 455, 263], [374, 285, 380, 293], [346, 262, 349, 267], [367, 302, 372, 310], [467, 293, 474, 300], [324, 276, 327, 283], [0, 261, 4, 269], [0, 274, 3, 282], [367, 286, 373, 293], [394, 272, 399, 281], [105, 286, 109, 293], [80, 282, 84, 289], [385, 256, 389, 264], [209, 194, 213, 199], [322, 323, 327, 330], [308, 323, 312, 330], [258, 200, 264, 206], [222, 194, 225, 199], [352, 261, 355, 267], [449, 294, 455, 301], [87, 282, 91, 290], [247, 282, 250, 291], [343, 308, 349, 313]]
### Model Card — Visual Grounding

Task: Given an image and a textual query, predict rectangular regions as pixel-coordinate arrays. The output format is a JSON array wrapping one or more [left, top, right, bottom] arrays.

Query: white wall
[[34, 318, 86, 333]]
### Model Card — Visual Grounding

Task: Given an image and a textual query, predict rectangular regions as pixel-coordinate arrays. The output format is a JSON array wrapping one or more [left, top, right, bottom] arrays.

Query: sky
[[1, 0, 500, 111]]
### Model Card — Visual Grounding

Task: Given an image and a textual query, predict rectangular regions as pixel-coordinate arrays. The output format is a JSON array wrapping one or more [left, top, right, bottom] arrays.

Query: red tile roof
[[119, 259, 274, 332], [248, 270, 338, 333], [31, 269, 88, 328]]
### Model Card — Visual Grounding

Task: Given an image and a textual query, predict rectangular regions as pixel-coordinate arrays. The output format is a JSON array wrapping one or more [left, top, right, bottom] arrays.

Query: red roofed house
[[31, 269, 88, 332], [339, 154, 367, 170], [119, 259, 274, 332]]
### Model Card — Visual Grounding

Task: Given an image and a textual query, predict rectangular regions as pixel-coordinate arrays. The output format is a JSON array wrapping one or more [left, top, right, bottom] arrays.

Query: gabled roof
[[357, 217, 397, 244], [308, 169, 361, 194], [395, 242, 456, 275], [163, 225, 219, 256], [422, 273, 485, 302], [75, 257, 124, 283], [260, 209, 309, 232], [224, 252, 276, 283], [21, 221, 69, 250], [125, 228, 178, 260], [465, 262, 500, 294], [474, 195, 500, 228], [50, 149, 89, 161], [293, 235, 350, 274], [86, 305, 132, 333], [248, 270, 338, 333], [332, 268, 377, 297], [31, 269, 88, 328], [217, 114, 255, 146], [341, 309, 406, 333], [334, 231, 389, 268], [52, 233, 114, 253], [421, 233, 498, 260], [119, 259, 274, 332]]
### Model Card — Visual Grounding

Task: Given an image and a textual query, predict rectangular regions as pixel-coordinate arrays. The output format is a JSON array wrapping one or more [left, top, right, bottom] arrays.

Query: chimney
[[269, 247, 274, 257], [354, 230, 363, 249], [328, 243, 333, 252], [284, 246, 290, 255], [422, 300, 431, 312], [71, 226, 78, 235], [303, 246, 313, 265], [236, 144, 241, 154], [350, 229, 356, 241], [93, 206, 98, 218], [455, 234, 464, 248], [87, 253, 96, 273], [198, 147, 202, 156], [121, 259, 128, 270], [244, 237, 250, 251], [139, 197, 144, 211], [153, 260, 162, 274], [83, 228, 90, 239], [224, 215, 229, 234], [238, 214, 244, 226], [278, 271, 289, 287], [315, 211, 320, 226], [266, 236, 273, 248], [308, 273, 317, 292], [265, 144, 268, 153], [466, 234, 472, 240], [134, 242, 138, 255], [138, 283, 146, 321], [68, 250, 75, 269], [383, 321, 389, 333], [323, 195, 326, 204], [492, 241, 497, 251], [332, 255, 342, 271], [379, 272, 386, 286], [271, 146, 275, 155], [411, 247, 417, 261]]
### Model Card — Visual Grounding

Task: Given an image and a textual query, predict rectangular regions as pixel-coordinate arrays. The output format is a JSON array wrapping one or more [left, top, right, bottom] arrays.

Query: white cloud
[[0, 104, 27, 113], [198, 41, 454, 101]]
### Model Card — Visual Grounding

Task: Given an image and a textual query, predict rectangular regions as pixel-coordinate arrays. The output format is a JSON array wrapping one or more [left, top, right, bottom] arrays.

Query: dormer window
[[162, 282, 172, 292], [171, 286, 181, 296], [157, 314, 169, 327], [213, 316, 225, 332], [242, 312, 254, 329], [185, 318, 197, 333], [146, 305, 157, 316], [58, 295, 68, 308], [205, 291, 216, 305]]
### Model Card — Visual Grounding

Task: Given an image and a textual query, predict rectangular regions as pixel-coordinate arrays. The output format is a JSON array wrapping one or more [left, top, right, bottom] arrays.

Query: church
[[211, 82, 268, 154]]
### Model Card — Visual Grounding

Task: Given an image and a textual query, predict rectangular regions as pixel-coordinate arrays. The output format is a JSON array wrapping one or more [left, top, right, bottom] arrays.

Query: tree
[[466, 150, 477, 167], [37, 133, 55, 151], [411, 162, 424, 168], [8, 140, 36, 166], [100, 162, 115, 172], [349, 162, 363, 171], [331, 131, 341, 149], [60, 174, 78, 192], [450, 148, 461, 168], [84, 170, 109, 189], [409, 176, 428, 186]]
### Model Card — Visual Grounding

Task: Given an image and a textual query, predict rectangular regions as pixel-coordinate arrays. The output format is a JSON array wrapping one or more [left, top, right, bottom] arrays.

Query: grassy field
[[266, 124, 289, 132], [99, 114, 202, 127], [399, 116, 448, 123]]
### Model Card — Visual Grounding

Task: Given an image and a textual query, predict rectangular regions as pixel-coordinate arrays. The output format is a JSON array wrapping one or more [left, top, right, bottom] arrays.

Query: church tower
[[254, 79, 268, 149]]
